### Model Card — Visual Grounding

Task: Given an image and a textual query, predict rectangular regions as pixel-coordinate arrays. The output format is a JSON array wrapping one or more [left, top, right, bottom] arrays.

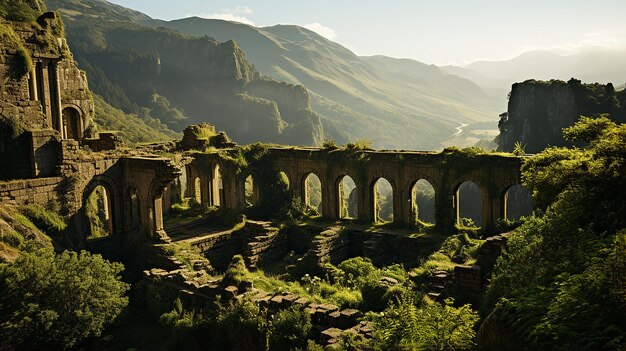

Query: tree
[[268, 306, 311, 351], [0, 248, 129, 350], [483, 116, 626, 350], [374, 295, 479, 351]]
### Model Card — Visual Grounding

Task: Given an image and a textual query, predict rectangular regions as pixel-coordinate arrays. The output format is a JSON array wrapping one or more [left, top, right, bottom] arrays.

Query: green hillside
[[47, 0, 325, 146], [160, 18, 500, 149], [92, 95, 179, 145]]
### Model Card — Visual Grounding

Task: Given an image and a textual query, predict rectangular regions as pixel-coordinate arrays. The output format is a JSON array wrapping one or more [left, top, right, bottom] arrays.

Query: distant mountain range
[[443, 49, 626, 106], [46, 0, 626, 149]]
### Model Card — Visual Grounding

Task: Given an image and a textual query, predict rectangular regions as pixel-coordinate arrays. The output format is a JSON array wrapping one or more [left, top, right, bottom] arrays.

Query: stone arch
[[61, 106, 83, 140], [213, 163, 224, 207], [244, 174, 259, 207], [501, 184, 532, 221], [452, 180, 486, 227], [82, 175, 122, 239], [410, 178, 436, 225], [371, 177, 394, 223], [336, 174, 358, 219], [301, 172, 322, 214]]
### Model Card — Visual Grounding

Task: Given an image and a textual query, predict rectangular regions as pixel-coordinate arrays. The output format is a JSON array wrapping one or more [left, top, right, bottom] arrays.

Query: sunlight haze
[[107, 0, 626, 65]]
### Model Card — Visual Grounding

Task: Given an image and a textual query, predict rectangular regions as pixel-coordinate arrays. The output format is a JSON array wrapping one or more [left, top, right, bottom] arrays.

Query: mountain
[[47, 0, 502, 149], [47, 0, 324, 146], [156, 17, 501, 149], [443, 50, 626, 110]]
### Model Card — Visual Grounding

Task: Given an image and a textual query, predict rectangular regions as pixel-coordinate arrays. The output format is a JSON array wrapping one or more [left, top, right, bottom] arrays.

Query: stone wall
[[0, 176, 63, 205], [1, 16, 95, 180]]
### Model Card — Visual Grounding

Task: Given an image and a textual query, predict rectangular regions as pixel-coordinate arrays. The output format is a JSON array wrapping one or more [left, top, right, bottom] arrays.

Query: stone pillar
[[200, 173, 211, 206], [401, 184, 415, 226], [28, 66, 38, 101], [222, 168, 240, 211], [185, 165, 194, 199], [483, 191, 504, 231], [291, 172, 304, 202], [321, 177, 337, 219], [50, 63, 63, 139], [153, 195, 164, 234], [436, 185, 456, 232], [39, 62, 53, 129], [358, 181, 374, 222], [212, 164, 221, 207], [392, 186, 404, 225]]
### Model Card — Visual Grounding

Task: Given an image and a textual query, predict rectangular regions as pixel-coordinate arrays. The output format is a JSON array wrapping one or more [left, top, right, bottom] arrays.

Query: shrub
[[0, 229, 24, 248], [223, 254, 248, 283], [21, 204, 67, 236], [216, 297, 268, 351], [268, 306, 311, 351], [0, 248, 129, 350], [374, 296, 479, 351], [330, 289, 363, 309]]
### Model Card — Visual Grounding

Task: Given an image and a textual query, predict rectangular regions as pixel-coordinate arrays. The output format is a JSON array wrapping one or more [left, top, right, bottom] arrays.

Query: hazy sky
[[108, 0, 626, 66]]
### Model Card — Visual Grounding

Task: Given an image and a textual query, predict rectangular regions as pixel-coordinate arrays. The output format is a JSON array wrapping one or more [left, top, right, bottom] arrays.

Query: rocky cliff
[[46, 0, 324, 146], [498, 79, 625, 153]]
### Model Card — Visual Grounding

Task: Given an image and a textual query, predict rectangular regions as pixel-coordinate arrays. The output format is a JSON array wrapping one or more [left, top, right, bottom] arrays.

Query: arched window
[[213, 164, 224, 207], [338, 175, 358, 219], [245, 175, 256, 208], [411, 179, 436, 225], [85, 185, 113, 239], [455, 181, 483, 227], [303, 173, 322, 214], [373, 178, 393, 223], [62, 107, 82, 140], [504, 184, 532, 220]]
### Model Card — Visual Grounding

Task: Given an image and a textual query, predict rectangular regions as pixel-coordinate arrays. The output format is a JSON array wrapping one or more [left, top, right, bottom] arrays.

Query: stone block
[[320, 328, 343, 344], [223, 285, 238, 299], [338, 309, 363, 329]]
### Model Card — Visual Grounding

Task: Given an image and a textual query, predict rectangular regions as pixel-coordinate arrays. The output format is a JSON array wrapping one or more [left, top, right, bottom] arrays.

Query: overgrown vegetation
[[92, 95, 179, 145], [20, 203, 66, 236], [0, 22, 32, 75], [374, 295, 479, 351], [0, 0, 45, 22], [0, 247, 129, 350], [482, 116, 626, 350]]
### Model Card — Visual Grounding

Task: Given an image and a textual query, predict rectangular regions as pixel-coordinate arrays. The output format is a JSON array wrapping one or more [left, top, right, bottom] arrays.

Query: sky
[[107, 0, 626, 66]]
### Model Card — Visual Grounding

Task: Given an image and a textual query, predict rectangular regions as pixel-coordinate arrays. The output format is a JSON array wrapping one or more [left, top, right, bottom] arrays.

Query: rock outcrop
[[498, 79, 625, 153]]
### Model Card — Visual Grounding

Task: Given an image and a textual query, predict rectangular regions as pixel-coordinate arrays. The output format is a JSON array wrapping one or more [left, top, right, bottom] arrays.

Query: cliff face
[[49, 3, 324, 146], [498, 79, 625, 153]]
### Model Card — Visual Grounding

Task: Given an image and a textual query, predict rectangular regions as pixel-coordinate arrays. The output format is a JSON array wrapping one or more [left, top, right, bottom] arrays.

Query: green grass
[[92, 95, 179, 145], [21, 204, 67, 236]]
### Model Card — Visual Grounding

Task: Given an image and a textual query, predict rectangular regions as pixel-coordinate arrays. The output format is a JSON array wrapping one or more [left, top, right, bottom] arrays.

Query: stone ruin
[[0, 14, 522, 348]]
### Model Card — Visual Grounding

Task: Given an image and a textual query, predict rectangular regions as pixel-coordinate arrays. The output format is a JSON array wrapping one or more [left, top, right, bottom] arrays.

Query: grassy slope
[[93, 95, 179, 145], [161, 18, 499, 149]]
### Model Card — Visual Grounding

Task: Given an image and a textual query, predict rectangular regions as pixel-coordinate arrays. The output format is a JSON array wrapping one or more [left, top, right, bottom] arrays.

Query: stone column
[[50, 62, 63, 139], [358, 181, 374, 222], [436, 185, 456, 232], [290, 172, 304, 203], [393, 186, 405, 225], [321, 176, 337, 219], [483, 190, 504, 231], [28, 66, 38, 101], [212, 164, 221, 207], [222, 168, 240, 211], [200, 173, 211, 206], [39, 62, 53, 128]]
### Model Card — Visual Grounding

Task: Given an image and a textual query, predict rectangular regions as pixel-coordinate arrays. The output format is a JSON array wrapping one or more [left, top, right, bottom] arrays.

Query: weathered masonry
[[182, 148, 524, 231]]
